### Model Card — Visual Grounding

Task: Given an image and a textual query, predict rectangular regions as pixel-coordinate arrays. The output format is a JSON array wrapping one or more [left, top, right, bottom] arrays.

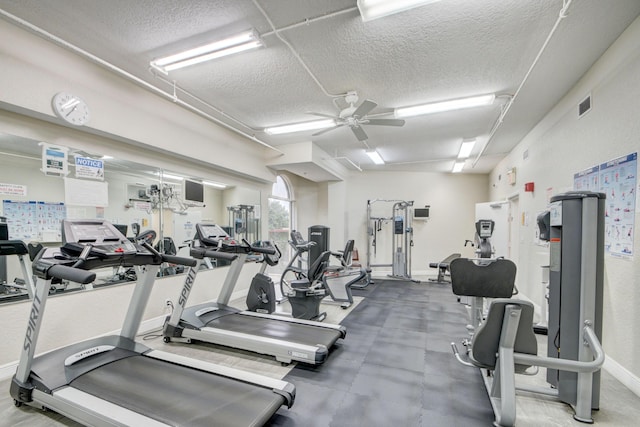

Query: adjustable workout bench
[[428, 253, 461, 283]]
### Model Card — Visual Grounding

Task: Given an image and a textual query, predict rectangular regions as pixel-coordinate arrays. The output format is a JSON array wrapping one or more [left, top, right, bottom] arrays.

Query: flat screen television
[[414, 207, 430, 219], [184, 179, 204, 204]]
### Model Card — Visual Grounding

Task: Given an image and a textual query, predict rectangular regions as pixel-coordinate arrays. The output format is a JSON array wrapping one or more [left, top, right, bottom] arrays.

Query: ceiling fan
[[309, 91, 405, 141]]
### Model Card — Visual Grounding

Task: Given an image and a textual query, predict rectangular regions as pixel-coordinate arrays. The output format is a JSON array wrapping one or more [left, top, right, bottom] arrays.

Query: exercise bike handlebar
[[290, 241, 316, 251], [241, 239, 277, 255]]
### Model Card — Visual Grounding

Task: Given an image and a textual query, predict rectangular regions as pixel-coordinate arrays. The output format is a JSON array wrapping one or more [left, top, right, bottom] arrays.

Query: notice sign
[[0, 183, 27, 197], [75, 156, 105, 180]]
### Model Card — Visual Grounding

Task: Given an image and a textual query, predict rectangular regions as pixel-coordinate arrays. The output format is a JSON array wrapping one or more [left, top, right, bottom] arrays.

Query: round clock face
[[52, 92, 90, 126]]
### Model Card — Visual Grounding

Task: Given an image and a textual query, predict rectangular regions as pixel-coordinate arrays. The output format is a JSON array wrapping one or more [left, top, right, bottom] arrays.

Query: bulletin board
[[2, 200, 67, 241], [574, 152, 637, 257]]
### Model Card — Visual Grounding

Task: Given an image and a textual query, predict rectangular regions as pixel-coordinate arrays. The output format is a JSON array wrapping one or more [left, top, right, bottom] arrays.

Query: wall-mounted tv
[[414, 207, 430, 219], [184, 179, 204, 204]]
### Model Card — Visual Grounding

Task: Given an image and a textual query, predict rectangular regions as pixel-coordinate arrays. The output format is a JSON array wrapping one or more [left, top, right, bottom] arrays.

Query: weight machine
[[366, 199, 417, 281], [227, 204, 259, 243]]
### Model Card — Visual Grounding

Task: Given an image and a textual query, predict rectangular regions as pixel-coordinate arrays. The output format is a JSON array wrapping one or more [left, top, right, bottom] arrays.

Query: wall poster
[[2, 200, 67, 241], [574, 152, 637, 258]]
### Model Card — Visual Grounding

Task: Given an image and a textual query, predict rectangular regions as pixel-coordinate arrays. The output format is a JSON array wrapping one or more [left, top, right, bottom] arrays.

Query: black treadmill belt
[[208, 314, 343, 347], [70, 355, 283, 427]]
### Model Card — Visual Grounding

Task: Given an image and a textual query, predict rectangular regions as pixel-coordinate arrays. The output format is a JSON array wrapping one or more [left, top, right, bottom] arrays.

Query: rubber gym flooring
[[269, 279, 494, 426]]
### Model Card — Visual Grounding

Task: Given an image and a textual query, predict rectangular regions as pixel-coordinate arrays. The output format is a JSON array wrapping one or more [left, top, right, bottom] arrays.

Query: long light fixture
[[457, 138, 476, 159], [161, 172, 184, 181], [264, 119, 335, 135], [366, 149, 385, 165], [395, 94, 496, 118], [452, 161, 465, 173], [150, 30, 263, 74], [357, 0, 443, 22], [203, 180, 227, 189]]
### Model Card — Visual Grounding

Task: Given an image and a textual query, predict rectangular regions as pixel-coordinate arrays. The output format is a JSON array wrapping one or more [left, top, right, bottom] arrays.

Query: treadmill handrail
[[190, 247, 238, 261], [141, 241, 197, 267], [32, 259, 97, 283]]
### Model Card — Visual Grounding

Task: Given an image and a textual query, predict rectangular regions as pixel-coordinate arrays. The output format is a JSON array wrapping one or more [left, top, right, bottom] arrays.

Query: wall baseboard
[[603, 355, 640, 398], [0, 362, 17, 382]]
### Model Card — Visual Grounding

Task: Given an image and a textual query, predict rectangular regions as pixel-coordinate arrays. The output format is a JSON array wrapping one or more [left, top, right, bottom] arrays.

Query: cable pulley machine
[[366, 199, 417, 282]]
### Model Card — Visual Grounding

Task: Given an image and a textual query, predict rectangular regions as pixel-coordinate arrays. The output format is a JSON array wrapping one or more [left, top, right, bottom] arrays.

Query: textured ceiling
[[1, 0, 639, 176]]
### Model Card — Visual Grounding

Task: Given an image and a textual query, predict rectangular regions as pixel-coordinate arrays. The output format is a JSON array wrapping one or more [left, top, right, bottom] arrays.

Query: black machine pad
[[450, 258, 516, 298]]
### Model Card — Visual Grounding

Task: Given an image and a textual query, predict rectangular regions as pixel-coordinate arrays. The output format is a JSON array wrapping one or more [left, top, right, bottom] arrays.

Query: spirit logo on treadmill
[[178, 268, 198, 306], [23, 294, 42, 352]]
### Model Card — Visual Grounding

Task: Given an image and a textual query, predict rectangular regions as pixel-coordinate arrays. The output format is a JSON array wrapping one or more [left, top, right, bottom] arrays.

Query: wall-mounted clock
[[52, 92, 90, 126]]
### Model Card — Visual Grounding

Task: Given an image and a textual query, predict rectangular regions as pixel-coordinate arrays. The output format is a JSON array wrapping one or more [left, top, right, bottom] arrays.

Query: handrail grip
[[514, 326, 604, 373]]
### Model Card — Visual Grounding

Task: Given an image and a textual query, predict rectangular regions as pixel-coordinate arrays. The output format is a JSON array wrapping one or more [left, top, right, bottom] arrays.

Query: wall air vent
[[578, 94, 592, 118]]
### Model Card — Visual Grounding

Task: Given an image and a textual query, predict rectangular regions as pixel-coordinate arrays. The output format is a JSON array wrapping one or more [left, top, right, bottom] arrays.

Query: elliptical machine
[[279, 230, 328, 321]]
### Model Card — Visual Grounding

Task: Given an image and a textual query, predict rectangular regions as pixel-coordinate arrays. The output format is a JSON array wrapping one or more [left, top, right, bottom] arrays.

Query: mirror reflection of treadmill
[[11, 219, 295, 427], [162, 222, 347, 365]]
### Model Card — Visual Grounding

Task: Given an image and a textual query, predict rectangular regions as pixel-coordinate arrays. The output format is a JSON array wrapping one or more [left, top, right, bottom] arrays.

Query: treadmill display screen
[[70, 224, 119, 242], [197, 224, 229, 240], [195, 223, 252, 253], [61, 219, 137, 256]]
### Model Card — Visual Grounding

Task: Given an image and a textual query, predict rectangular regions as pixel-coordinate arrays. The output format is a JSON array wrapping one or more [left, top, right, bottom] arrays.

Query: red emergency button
[[115, 247, 125, 253]]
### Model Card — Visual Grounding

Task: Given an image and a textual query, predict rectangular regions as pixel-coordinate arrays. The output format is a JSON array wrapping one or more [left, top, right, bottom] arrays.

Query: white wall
[[292, 170, 488, 274], [489, 16, 640, 387]]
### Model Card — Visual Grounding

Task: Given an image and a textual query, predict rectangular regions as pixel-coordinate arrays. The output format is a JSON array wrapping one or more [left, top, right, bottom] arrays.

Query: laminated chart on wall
[[574, 152, 637, 257], [2, 200, 67, 241]]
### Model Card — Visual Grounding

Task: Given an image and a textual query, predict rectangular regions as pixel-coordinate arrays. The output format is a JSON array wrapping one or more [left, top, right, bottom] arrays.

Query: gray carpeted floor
[[269, 279, 494, 426]]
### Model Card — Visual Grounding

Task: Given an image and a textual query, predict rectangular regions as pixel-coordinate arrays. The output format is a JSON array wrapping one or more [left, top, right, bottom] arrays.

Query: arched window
[[268, 175, 294, 273]]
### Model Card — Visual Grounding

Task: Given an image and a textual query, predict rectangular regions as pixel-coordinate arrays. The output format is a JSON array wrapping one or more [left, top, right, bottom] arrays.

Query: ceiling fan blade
[[352, 99, 377, 118], [312, 124, 343, 136], [351, 125, 369, 141], [364, 118, 406, 127], [307, 112, 337, 119]]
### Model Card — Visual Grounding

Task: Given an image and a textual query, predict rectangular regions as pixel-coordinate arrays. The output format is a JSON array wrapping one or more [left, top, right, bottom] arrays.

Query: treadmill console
[[61, 219, 138, 257], [196, 223, 248, 252]]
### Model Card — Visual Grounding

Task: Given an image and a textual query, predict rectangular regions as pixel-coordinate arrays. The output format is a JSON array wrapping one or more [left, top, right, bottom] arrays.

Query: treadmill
[[10, 219, 294, 427], [162, 222, 346, 365]]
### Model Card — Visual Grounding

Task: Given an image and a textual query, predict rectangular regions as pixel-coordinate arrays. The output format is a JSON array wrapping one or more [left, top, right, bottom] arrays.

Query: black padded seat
[[470, 299, 538, 370], [450, 258, 516, 298]]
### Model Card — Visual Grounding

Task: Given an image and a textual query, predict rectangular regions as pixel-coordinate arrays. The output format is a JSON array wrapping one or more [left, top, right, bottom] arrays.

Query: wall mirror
[[0, 132, 261, 304]]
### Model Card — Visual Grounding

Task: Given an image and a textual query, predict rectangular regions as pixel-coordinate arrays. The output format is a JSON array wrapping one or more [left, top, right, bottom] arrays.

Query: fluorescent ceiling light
[[150, 30, 262, 73], [203, 180, 227, 189], [161, 172, 184, 181], [357, 0, 442, 22], [264, 119, 335, 135], [366, 149, 385, 165], [452, 161, 465, 173], [395, 94, 496, 118], [457, 139, 476, 159]]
